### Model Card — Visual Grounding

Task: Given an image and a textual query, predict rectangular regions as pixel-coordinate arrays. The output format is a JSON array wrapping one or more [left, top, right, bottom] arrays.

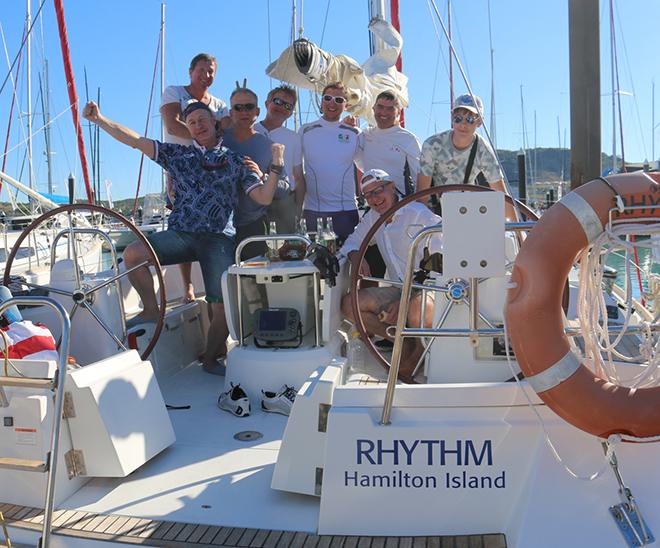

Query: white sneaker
[[261, 385, 297, 416], [218, 383, 251, 417]]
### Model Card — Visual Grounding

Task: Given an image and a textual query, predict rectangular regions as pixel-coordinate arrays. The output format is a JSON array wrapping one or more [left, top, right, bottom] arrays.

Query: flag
[[105, 179, 113, 209]]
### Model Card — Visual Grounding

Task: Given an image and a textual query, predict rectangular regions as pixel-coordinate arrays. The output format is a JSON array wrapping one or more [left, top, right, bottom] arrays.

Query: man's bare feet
[[184, 283, 195, 303], [202, 356, 226, 376]]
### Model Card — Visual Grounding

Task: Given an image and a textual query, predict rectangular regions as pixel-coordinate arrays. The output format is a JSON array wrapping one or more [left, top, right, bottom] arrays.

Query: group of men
[[83, 51, 510, 382]]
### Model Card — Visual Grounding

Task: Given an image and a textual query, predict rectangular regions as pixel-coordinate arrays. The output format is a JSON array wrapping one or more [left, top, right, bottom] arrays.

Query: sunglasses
[[272, 97, 294, 111], [201, 157, 228, 171], [452, 114, 478, 125], [232, 103, 256, 112], [323, 94, 346, 104], [361, 183, 389, 200]]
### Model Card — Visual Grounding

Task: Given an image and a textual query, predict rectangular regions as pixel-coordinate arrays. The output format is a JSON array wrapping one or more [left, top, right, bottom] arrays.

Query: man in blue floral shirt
[[83, 100, 284, 374]]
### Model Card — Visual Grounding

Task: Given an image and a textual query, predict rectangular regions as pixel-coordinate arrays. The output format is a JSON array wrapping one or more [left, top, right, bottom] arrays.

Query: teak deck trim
[[1, 502, 507, 547]]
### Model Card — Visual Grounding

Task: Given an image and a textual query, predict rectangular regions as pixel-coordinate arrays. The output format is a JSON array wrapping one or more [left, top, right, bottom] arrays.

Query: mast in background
[[569, 0, 600, 189], [487, 0, 496, 148], [160, 0, 166, 217], [43, 59, 53, 195], [448, 0, 453, 117], [26, 0, 34, 197]]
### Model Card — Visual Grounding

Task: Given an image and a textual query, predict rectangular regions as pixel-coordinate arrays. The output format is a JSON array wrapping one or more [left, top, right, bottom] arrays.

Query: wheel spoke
[[55, 303, 79, 350], [81, 300, 128, 351], [83, 259, 151, 297], [20, 281, 74, 298]]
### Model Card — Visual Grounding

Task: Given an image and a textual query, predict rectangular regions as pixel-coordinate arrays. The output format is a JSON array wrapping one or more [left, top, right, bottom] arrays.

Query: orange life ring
[[506, 172, 660, 439]]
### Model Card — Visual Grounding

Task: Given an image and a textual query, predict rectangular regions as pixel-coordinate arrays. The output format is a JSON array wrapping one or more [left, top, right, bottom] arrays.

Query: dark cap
[[182, 101, 213, 121]]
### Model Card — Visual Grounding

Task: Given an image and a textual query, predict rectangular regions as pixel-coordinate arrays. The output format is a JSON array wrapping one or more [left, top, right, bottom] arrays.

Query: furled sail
[[265, 18, 408, 125]]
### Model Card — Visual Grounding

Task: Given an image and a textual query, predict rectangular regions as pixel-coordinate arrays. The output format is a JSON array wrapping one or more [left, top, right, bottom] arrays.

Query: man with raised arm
[[160, 52, 228, 303], [83, 100, 284, 375]]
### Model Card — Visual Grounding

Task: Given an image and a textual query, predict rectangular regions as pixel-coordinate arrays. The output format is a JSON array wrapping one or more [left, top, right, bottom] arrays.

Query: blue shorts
[[147, 230, 235, 303]]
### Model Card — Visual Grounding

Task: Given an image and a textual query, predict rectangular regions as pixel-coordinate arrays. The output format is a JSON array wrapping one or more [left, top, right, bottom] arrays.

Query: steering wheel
[[349, 184, 540, 379], [3, 204, 166, 360]]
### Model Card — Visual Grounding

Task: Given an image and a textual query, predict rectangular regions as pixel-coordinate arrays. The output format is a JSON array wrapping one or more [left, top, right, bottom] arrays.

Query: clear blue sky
[[1, 0, 659, 201]]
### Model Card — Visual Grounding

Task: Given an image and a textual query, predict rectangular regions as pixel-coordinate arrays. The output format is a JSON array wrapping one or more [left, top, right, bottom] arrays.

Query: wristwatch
[[270, 164, 284, 175]]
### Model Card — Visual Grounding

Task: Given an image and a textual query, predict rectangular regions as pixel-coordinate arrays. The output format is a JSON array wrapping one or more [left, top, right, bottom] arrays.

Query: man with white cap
[[416, 93, 508, 198], [339, 169, 442, 383]]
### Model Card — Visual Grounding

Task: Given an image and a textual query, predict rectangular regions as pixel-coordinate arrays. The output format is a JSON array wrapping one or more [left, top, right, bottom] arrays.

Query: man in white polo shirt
[[354, 90, 421, 196], [340, 169, 442, 383], [299, 82, 361, 243], [255, 85, 303, 231]]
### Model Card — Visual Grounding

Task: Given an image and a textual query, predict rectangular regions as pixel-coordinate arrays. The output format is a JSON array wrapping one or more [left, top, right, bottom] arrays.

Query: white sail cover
[[265, 18, 408, 125]]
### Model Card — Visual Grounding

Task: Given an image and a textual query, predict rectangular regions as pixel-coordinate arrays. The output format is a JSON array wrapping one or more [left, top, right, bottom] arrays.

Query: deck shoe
[[261, 385, 297, 416], [217, 383, 251, 417]]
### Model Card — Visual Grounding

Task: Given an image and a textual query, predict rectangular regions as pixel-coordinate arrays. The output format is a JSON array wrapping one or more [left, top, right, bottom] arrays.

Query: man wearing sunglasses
[[83, 100, 282, 376], [339, 169, 442, 383], [299, 82, 361, 243], [416, 94, 508, 201], [223, 87, 291, 260], [255, 85, 304, 216]]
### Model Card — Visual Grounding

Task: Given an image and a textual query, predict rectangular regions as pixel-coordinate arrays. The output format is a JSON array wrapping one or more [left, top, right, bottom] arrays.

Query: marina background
[[1, 0, 659, 201]]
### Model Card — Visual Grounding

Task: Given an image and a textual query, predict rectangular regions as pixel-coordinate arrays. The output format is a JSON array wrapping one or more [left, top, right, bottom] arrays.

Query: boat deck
[[3, 361, 506, 547], [1, 503, 506, 547]]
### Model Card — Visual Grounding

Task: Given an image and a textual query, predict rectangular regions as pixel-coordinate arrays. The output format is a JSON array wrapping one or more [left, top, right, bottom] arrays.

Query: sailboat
[[1, 2, 660, 547]]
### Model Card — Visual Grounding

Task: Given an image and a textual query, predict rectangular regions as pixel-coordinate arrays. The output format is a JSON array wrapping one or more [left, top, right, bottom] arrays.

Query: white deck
[[59, 361, 321, 533]]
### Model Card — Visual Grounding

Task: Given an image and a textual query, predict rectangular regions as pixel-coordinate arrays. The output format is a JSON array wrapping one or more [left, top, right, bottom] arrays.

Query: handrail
[[381, 220, 542, 425], [233, 235, 319, 347], [0, 297, 70, 548], [233, 233, 311, 265]]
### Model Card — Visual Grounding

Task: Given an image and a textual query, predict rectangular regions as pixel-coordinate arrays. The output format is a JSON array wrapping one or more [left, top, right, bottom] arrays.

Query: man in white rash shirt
[[298, 82, 361, 243], [354, 90, 421, 197]]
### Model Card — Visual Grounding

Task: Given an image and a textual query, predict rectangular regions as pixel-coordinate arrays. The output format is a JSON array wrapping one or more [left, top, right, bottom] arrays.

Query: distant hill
[[497, 147, 621, 183]]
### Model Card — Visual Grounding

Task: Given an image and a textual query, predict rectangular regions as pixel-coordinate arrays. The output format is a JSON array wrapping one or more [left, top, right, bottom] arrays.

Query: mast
[[609, 0, 617, 172], [569, 0, 600, 189], [487, 0, 496, 148], [389, 0, 404, 126], [160, 0, 166, 214], [42, 60, 53, 195], [26, 0, 34, 197], [448, 0, 454, 115]]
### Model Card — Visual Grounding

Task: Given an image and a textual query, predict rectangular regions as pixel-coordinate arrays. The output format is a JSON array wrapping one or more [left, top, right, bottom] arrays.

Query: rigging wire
[[610, 0, 626, 169], [267, 0, 272, 88], [426, 0, 511, 193], [0, 0, 46, 98], [0, 24, 26, 198], [132, 30, 162, 217], [302, 0, 331, 124], [613, 0, 648, 163]]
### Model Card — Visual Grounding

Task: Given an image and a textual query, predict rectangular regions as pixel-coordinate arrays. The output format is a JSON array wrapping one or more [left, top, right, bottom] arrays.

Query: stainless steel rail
[[0, 297, 70, 548], [233, 235, 319, 347]]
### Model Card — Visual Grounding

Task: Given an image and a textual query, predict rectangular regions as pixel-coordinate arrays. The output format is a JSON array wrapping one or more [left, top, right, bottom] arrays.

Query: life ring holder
[[506, 172, 660, 439]]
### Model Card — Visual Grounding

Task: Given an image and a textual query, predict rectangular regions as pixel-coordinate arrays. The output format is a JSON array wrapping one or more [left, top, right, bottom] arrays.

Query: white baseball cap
[[361, 169, 393, 192], [452, 93, 483, 115]]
